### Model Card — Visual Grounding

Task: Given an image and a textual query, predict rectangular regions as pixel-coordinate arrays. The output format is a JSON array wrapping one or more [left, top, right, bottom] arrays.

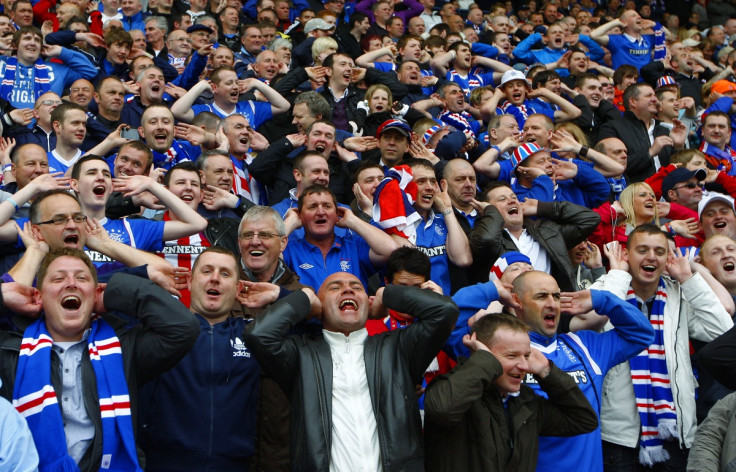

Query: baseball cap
[[712, 80, 736, 95], [489, 251, 532, 281], [661, 167, 707, 200], [422, 124, 443, 146], [511, 142, 544, 169], [304, 18, 336, 34], [377, 119, 412, 139], [698, 192, 735, 217], [682, 38, 701, 48], [187, 24, 214, 34], [500, 69, 531, 88]]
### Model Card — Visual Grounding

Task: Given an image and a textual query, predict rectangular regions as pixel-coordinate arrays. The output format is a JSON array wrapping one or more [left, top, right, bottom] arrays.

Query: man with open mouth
[[70, 155, 207, 266], [582, 224, 733, 470], [244, 270, 458, 472], [282, 184, 398, 290], [0, 247, 198, 471], [424, 310, 600, 472], [468, 180, 600, 290], [139, 246, 263, 471]]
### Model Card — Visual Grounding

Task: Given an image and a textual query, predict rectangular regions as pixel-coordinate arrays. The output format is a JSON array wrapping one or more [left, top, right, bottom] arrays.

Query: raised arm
[[171, 80, 211, 123], [242, 78, 291, 116], [112, 175, 207, 241], [436, 183, 472, 267], [590, 18, 623, 46], [338, 206, 399, 266]]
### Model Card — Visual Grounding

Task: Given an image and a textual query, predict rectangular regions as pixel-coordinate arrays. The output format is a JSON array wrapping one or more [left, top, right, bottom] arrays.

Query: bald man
[[244, 272, 458, 471]]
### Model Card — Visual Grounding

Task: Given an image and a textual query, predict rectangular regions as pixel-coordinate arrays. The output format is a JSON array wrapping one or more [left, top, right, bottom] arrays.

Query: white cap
[[698, 192, 735, 217], [500, 69, 530, 88]]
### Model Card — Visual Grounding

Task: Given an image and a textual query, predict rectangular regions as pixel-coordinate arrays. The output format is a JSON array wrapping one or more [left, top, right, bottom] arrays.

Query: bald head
[[443, 159, 477, 211], [318, 272, 370, 335]]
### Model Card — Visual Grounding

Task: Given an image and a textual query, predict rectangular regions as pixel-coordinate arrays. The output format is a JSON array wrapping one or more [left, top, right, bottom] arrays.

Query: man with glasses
[[662, 167, 706, 213], [5, 92, 61, 152], [166, 29, 192, 74]]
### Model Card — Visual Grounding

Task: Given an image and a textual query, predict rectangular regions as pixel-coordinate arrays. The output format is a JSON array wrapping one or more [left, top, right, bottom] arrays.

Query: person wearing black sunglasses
[[662, 167, 707, 212]]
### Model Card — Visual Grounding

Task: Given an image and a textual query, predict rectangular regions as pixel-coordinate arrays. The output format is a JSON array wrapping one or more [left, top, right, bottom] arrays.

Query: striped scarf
[[626, 278, 678, 466], [13, 317, 142, 472], [0, 56, 51, 103], [151, 140, 190, 172], [653, 22, 666, 62]]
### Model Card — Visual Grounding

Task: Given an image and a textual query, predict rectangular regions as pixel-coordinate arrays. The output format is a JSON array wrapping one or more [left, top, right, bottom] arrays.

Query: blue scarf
[[0, 56, 51, 103], [626, 278, 678, 466], [151, 140, 190, 171], [653, 22, 666, 62], [13, 317, 142, 472]]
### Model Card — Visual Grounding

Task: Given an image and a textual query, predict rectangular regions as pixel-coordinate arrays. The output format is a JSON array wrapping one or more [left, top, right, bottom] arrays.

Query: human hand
[[15, 221, 48, 254], [462, 331, 491, 353], [669, 218, 700, 239], [666, 246, 693, 284], [560, 289, 593, 315], [492, 280, 521, 310], [286, 133, 307, 148], [202, 184, 238, 210], [249, 130, 269, 152], [603, 240, 628, 271], [1, 282, 42, 317], [343, 136, 378, 152], [551, 158, 578, 181], [353, 182, 373, 214], [582, 241, 603, 269], [238, 281, 281, 307], [147, 264, 189, 298]]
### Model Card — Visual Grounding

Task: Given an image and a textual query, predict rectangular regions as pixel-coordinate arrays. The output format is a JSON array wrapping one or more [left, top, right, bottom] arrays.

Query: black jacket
[[597, 111, 674, 183], [0, 274, 199, 472], [274, 67, 408, 134], [572, 94, 621, 144], [468, 201, 600, 291], [424, 351, 599, 472], [248, 138, 363, 204], [244, 286, 459, 472]]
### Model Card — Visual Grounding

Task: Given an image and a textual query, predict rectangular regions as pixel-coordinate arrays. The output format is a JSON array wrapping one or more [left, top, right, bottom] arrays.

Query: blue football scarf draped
[[13, 317, 142, 472], [626, 278, 678, 466], [0, 56, 51, 103], [653, 22, 666, 62], [151, 140, 188, 171]]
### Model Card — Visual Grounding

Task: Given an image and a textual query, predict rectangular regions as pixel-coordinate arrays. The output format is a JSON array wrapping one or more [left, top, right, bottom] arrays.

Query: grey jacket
[[688, 392, 736, 472]]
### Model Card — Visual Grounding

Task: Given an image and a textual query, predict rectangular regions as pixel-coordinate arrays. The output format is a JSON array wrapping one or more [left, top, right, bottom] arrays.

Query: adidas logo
[[231, 337, 251, 357]]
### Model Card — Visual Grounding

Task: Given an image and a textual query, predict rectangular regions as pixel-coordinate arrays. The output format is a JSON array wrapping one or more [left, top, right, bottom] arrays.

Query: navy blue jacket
[[139, 314, 261, 471]]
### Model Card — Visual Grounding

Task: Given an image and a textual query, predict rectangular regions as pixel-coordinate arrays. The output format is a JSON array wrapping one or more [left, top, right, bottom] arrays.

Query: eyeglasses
[[672, 182, 704, 190], [38, 100, 63, 107], [35, 214, 87, 226], [239, 231, 279, 240]]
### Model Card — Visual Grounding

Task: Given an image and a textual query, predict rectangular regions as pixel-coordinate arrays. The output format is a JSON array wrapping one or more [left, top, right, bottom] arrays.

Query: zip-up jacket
[[590, 270, 734, 449], [139, 314, 260, 471]]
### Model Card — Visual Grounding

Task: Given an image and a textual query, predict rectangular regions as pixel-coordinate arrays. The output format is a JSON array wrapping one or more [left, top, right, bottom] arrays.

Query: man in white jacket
[[588, 224, 733, 471]]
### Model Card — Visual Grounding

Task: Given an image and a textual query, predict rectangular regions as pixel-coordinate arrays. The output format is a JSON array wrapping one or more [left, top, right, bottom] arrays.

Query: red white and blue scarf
[[372, 165, 421, 241], [626, 278, 678, 466], [13, 317, 142, 472], [0, 56, 51, 103]]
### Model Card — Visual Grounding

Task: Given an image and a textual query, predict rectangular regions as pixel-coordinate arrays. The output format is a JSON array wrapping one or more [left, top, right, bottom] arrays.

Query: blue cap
[[377, 119, 412, 139]]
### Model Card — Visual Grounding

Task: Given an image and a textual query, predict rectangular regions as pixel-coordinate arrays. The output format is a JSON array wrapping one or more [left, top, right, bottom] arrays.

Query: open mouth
[[724, 261, 735, 271], [155, 133, 167, 142], [206, 289, 220, 296], [151, 83, 161, 93], [543, 313, 556, 324], [715, 221, 727, 228], [642, 265, 656, 273], [644, 202, 654, 209], [508, 205, 519, 215], [315, 217, 328, 225], [93, 185, 106, 196], [61, 295, 81, 310], [315, 144, 326, 153], [343, 72, 352, 82], [421, 193, 434, 204], [249, 250, 264, 256], [339, 299, 358, 311], [230, 90, 239, 99], [180, 194, 194, 202], [374, 104, 385, 111], [512, 92, 523, 101], [64, 234, 80, 245]]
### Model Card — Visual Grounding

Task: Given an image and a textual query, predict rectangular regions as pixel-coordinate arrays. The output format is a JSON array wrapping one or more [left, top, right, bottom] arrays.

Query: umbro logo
[[299, 263, 314, 270]]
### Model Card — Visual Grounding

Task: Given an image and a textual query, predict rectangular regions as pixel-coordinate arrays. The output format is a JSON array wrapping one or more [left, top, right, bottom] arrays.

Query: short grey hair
[[269, 36, 292, 52], [238, 205, 286, 237], [293, 91, 331, 120], [146, 16, 168, 34], [196, 149, 230, 171]]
